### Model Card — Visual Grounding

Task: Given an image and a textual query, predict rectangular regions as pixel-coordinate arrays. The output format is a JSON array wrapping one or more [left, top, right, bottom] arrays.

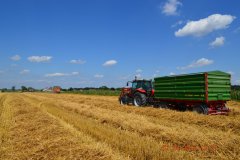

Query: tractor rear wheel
[[133, 93, 147, 106], [193, 105, 208, 114]]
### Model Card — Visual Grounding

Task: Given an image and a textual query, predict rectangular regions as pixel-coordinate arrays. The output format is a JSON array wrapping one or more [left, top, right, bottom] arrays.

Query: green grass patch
[[64, 89, 120, 96], [231, 90, 240, 100]]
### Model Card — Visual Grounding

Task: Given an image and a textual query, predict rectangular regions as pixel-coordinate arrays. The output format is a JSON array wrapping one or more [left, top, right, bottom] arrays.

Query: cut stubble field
[[0, 93, 240, 160]]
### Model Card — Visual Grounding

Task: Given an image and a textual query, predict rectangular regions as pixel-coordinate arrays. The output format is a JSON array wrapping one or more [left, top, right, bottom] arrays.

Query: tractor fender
[[136, 88, 147, 94]]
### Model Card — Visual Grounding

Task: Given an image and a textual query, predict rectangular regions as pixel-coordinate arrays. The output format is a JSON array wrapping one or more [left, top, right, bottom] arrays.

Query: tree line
[[0, 85, 122, 92]]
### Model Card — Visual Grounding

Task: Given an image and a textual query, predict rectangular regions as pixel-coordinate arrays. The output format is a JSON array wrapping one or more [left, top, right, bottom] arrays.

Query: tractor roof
[[133, 79, 152, 82]]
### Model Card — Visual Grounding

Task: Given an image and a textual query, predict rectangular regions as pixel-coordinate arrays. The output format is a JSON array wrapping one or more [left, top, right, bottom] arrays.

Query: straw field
[[0, 93, 239, 160]]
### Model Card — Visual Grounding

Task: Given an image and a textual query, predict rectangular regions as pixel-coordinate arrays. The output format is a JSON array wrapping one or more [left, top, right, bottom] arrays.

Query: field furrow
[[27, 93, 240, 134], [23, 94, 196, 160], [1, 93, 239, 160], [23, 93, 240, 159], [1, 94, 126, 160], [0, 94, 13, 159]]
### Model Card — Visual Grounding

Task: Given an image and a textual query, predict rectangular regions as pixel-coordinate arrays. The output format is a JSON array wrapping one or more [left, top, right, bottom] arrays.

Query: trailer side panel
[[154, 71, 231, 102]]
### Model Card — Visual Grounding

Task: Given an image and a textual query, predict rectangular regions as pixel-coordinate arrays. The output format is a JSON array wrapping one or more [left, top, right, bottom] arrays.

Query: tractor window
[[132, 81, 142, 89], [136, 82, 142, 88], [132, 82, 138, 89], [132, 81, 152, 89], [142, 81, 152, 90]]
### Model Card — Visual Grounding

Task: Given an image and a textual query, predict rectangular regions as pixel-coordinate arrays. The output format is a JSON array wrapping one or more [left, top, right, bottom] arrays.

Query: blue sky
[[0, 0, 239, 89]]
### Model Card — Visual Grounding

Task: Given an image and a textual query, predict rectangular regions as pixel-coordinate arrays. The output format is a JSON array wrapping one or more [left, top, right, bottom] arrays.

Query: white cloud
[[162, 0, 182, 16], [169, 72, 175, 75], [94, 74, 104, 78], [136, 69, 143, 73], [153, 70, 161, 77], [103, 60, 117, 66], [45, 72, 79, 77], [71, 72, 79, 75], [20, 69, 30, 74], [227, 71, 234, 75], [171, 20, 184, 28], [70, 59, 86, 64], [28, 56, 52, 62], [177, 58, 214, 70], [209, 36, 225, 47], [10, 55, 21, 61], [135, 74, 141, 78], [175, 14, 236, 37], [236, 80, 240, 85], [45, 73, 67, 77]]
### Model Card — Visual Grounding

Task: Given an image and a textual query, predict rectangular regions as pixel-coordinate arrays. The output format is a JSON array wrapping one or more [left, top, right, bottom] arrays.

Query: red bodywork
[[120, 87, 154, 98], [136, 88, 147, 94], [207, 102, 230, 115]]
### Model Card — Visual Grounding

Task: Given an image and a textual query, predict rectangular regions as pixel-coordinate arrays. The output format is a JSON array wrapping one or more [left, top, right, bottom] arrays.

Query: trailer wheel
[[193, 105, 208, 114], [158, 103, 169, 109], [133, 93, 147, 107], [179, 104, 187, 112]]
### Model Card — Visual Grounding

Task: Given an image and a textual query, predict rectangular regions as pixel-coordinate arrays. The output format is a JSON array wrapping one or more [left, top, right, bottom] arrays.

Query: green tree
[[1, 88, 7, 92], [12, 86, 16, 92], [99, 86, 109, 90], [21, 86, 27, 92]]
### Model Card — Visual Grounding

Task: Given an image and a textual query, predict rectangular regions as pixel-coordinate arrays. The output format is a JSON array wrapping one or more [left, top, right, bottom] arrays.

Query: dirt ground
[[0, 93, 239, 160]]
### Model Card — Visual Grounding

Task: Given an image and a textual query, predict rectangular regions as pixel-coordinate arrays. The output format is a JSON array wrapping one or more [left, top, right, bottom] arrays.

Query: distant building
[[53, 86, 61, 93], [42, 86, 61, 93], [28, 87, 35, 92], [42, 87, 52, 92]]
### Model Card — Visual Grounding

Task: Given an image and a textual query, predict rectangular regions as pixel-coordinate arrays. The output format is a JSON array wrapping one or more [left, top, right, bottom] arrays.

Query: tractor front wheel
[[120, 96, 128, 105], [133, 93, 147, 107]]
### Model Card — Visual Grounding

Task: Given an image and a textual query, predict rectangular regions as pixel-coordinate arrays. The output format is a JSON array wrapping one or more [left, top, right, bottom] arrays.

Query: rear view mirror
[[127, 82, 129, 86]]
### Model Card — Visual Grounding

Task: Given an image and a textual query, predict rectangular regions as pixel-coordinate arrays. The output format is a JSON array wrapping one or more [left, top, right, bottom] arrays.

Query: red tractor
[[119, 78, 154, 106]]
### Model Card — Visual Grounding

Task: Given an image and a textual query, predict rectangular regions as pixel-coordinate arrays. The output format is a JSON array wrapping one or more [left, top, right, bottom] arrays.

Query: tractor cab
[[119, 78, 154, 106], [127, 79, 153, 94]]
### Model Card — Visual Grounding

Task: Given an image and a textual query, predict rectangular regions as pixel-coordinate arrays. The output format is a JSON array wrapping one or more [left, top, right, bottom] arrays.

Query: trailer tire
[[179, 104, 187, 112], [193, 105, 208, 114], [157, 103, 169, 109], [133, 93, 147, 107]]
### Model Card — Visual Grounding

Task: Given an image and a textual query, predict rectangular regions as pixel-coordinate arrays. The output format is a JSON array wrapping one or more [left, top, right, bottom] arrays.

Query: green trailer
[[153, 71, 231, 114], [119, 70, 230, 115]]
